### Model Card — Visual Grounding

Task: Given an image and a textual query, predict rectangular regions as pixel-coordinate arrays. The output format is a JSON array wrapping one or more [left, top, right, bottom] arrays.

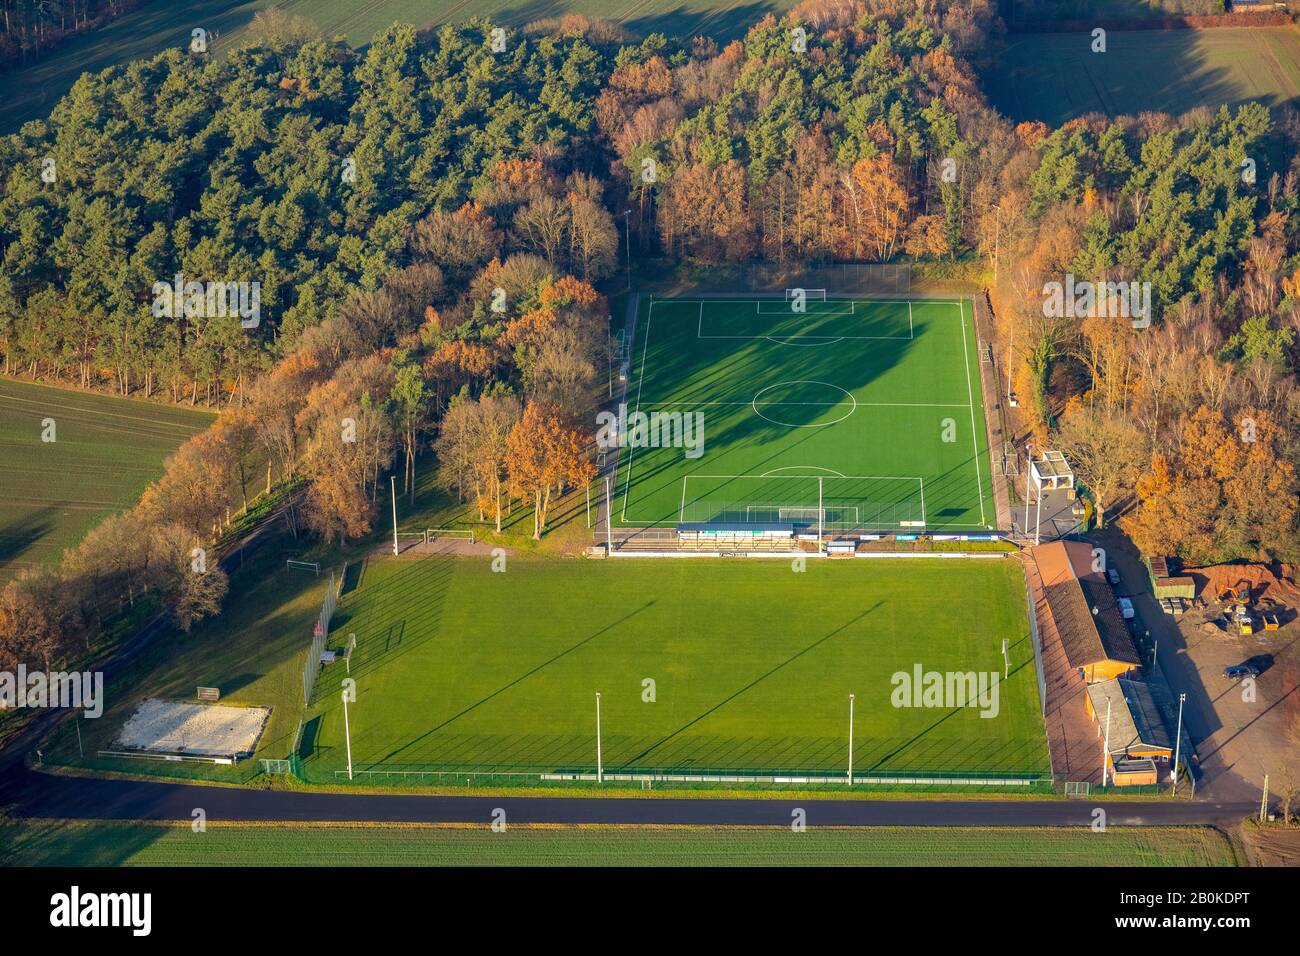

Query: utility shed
[[1155, 576, 1196, 600], [1085, 678, 1175, 786]]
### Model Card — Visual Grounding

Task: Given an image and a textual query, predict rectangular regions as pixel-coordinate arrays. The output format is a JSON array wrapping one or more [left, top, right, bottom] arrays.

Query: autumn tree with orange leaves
[[1126, 406, 1298, 565], [505, 401, 596, 539]]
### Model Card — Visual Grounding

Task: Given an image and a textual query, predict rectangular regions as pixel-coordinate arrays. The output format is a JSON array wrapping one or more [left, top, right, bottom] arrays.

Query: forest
[[0, 2, 1296, 672]]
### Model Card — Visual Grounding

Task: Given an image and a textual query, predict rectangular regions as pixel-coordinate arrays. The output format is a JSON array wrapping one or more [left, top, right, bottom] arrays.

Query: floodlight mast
[[1102, 698, 1111, 787], [342, 689, 354, 782], [604, 477, 613, 554], [595, 691, 603, 783], [1023, 444, 1032, 541], [847, 693, 855, 785], [818, 476, 824, 555], [391, 475, 399, 556], [1171, 692, 1186, 790]]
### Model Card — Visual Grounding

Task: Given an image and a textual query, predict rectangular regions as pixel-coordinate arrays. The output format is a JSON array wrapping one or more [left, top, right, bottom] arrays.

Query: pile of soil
[[1185, 563, 1300, 608]]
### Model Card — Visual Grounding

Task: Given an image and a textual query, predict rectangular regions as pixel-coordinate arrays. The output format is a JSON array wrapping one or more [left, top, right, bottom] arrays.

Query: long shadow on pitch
[[377, 600, 657, 764], [861, 655, 1043, 774], [617, 602, 882, 771], [319, 558, 456, 691]]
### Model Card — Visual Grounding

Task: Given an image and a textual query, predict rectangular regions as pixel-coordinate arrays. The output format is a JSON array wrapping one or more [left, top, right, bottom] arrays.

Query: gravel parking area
[[1098, 529, 1298, 804]]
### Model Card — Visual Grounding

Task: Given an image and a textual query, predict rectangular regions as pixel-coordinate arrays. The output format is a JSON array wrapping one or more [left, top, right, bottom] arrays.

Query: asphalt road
[[1, 766, 1255, 827]]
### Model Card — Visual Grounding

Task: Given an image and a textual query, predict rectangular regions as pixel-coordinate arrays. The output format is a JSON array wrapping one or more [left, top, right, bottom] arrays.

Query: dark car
[[1223, 663, 1260, 680], [1107, 568, 1120, 586]]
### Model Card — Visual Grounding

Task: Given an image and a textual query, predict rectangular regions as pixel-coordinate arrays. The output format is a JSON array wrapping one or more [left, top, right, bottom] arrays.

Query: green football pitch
[[302, 556, 1048, 781], [613, 295, 995, 531]]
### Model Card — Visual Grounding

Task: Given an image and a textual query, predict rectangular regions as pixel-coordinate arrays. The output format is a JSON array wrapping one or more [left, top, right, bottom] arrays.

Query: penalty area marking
[[690, 298, 916, 342], [679, 474, 925, 525]]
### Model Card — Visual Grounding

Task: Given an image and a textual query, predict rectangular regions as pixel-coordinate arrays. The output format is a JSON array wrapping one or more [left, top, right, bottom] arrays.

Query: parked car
[[1107, 567, 1120, 586], [1117, 596, 1135, 620], [1223, 663, 1260, 680]]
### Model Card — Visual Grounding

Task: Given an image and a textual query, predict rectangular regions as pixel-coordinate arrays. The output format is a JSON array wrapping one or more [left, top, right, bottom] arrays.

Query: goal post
[[785, 287, 827, 301], [425, 528, 475, 544], [286, 559, 320, 576], [681, 475, 925, 531]]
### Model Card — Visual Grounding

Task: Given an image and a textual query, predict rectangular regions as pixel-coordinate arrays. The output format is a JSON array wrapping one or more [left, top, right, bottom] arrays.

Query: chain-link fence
[[302, 570, 339, 707]]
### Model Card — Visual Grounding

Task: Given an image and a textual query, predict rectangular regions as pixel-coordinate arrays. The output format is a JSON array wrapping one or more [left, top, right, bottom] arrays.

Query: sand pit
[[115, 699, 271, 759]]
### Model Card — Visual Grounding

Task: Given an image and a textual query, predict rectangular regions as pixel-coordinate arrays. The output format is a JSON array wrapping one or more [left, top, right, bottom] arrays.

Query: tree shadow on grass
[[377, 599, 658, 763], [618, 602, 882, 769], [318, 557, 457, 692], [981, 28, 1300, 127], [0, 506, 59, 570]]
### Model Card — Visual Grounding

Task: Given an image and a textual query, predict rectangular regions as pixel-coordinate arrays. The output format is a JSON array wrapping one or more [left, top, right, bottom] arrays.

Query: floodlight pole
[[1023, 445, 1032, 541], [847, 693, 855, 785], [1102, 697, 1111, 787], [342, 689, 354, 782], [818, 476, 824, 555], [595, 692, 603, 784], [1171, 692, 1186, 790], [604, 477, 613, 554], [1034, 480, 1042, 546], [391, 475, 399, 556]]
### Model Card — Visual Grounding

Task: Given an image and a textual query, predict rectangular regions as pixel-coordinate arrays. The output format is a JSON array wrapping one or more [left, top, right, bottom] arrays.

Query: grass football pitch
[[614, 295, 994, 531], [303, 556, 1048, 781]]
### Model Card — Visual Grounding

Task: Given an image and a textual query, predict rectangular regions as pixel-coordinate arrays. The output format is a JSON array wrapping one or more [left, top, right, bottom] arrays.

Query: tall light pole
[[1102, 697, 1111, 787], [1171, 692, 1186, 790], [342, 688, 354, 782], [1023, 444, 1032, 541], [595, 692, 604, 784], [847, 693, 855, 785], [1034, 479, 1042, 546], [604, 477, 613, 554], [390, 475, 399, 556], [817, 476, 824, 555]]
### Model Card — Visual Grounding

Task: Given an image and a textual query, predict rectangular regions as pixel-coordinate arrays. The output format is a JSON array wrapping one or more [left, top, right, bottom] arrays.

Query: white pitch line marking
[[958, 298, 987, 527]]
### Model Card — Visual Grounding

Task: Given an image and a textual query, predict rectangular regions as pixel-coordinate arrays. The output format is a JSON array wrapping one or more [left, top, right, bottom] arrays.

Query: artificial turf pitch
[[304, 556, 1048, 780], [614, 295, 994, 531]]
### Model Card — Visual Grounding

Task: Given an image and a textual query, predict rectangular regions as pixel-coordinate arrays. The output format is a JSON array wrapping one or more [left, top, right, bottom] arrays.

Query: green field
[[0, 820, 1239, 866], [302, 555, 1047, 781], [0, 0, 795, 134], [0, 378, 214, 581], [985, 27, 1300, 125], [615, 295, 993, 532]]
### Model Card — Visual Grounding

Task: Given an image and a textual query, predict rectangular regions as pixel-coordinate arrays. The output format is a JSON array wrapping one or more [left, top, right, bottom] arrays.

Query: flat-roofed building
[[1086, 678, 1175, 786]]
